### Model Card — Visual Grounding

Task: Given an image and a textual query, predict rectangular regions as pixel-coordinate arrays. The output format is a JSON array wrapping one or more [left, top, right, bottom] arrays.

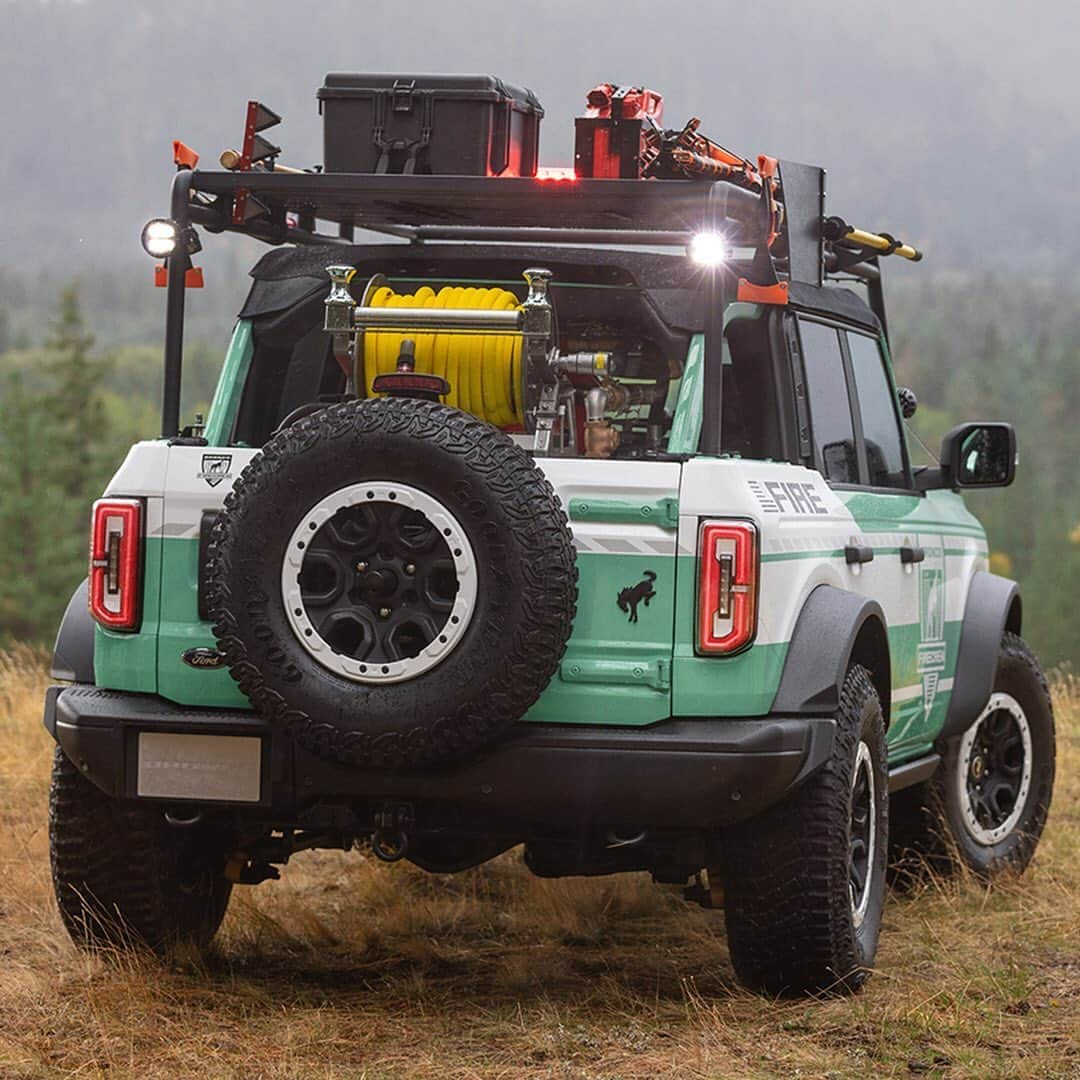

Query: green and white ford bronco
[[44, 79, 1055, 995]]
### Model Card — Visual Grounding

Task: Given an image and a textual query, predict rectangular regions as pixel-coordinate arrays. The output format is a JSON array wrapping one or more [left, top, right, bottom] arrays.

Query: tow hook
[[224, 854, 281, 885], [684, 871, 724, 909], [371, 802, 414, 862]]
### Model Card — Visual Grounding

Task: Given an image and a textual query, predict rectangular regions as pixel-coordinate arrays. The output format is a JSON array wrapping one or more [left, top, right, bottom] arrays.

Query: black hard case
[[318, 74, 543, 176]]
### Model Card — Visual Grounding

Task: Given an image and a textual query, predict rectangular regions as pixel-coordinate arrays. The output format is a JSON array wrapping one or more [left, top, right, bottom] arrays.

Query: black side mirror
[[917, 422, 1016, 490]]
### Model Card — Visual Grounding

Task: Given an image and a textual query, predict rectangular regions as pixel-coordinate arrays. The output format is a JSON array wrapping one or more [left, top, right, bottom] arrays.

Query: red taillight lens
[[697, 520, 758, 655], [89, 499, 143, 631]]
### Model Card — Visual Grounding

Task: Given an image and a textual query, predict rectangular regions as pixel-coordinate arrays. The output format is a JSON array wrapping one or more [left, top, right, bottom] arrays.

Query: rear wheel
[[890, 632, 1055, 879], [49, 746, 232, 953], [722, 665, 888, 995]]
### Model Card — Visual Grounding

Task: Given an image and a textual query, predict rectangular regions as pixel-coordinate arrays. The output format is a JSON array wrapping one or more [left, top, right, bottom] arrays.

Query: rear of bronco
[[45, 78, 1055, 996]]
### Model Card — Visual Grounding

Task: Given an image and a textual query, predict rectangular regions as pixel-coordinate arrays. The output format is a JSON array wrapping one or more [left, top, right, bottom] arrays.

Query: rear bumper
[[44, 685, 834, 830]]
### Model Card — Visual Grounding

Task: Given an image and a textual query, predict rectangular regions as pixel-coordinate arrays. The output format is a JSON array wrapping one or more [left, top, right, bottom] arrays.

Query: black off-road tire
[[49, 746, 232, 952], [723, 666, 889, 996], [208, 397, 577, 771], [889, 632, 1055, 880]]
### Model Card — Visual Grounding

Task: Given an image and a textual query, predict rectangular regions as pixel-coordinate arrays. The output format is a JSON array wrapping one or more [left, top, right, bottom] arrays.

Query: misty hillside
[[2, 0, 1078, 271]]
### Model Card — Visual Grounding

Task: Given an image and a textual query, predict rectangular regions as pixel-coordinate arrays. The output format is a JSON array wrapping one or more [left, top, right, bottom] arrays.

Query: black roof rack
[[185, 170, 764, 246]]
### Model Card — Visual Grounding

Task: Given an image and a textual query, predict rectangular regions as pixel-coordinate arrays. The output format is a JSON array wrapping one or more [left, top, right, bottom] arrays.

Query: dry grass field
[[1, 645, 1077, 1079]]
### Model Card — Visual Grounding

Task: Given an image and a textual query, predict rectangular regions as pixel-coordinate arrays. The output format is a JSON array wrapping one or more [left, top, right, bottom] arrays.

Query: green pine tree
[[0, 286, 117, 643], [45, 286, 107, 508], [0, 374, 76, 641]]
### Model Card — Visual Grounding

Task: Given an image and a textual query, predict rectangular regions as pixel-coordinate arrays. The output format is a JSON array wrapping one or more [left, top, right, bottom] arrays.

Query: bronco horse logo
[[617, 570, 657, 623]]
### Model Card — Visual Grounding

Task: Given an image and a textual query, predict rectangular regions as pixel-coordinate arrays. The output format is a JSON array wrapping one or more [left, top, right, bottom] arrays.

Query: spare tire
[[207, 397, 577, 770]]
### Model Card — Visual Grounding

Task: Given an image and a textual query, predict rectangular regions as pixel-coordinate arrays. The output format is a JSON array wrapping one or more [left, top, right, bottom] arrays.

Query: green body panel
[[842, 488, 985, 537], [142, 541, 677, 724], [524, 551, 674, 726], [568, 496, 678, 529], [203, 320, 254, 447], [93, 535, 163, 694], [669, 552, 789, 716], [155, 537, 249, 708]]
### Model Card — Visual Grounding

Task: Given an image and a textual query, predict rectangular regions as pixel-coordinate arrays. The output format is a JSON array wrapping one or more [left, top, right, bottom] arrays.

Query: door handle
[[900, 545, 926, 565], [845, 544, 875, 565]]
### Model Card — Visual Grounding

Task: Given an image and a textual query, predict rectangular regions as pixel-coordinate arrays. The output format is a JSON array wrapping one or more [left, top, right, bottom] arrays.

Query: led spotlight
[[141, 218, 179, 258], [688, 232, 729, 267]]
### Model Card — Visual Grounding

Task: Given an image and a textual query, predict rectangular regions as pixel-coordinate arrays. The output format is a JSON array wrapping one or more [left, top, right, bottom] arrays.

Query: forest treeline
[[0, 269, 1077, 666]]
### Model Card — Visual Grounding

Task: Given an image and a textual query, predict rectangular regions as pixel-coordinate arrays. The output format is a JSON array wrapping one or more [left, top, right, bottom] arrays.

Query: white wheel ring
[[957, 691, 1033, 846], [850, 739, 877, 929], [281, 481, 477, 684]]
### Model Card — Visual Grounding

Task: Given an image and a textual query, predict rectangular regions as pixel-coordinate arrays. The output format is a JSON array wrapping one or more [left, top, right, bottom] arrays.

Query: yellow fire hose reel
[[324, 266, 556, 432]]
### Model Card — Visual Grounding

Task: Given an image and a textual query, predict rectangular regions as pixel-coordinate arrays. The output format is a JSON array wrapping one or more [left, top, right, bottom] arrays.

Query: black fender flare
[[771, 584, 891, 725], [938, 571, 1021, 741], [51, 578, 95, 684]]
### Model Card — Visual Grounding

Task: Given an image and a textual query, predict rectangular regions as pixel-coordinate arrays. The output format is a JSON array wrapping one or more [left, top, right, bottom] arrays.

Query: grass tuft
[[0, 648, 1076, 1078]]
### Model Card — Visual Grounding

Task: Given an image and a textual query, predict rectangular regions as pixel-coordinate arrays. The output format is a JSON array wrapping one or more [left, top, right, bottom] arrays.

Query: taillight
[[89, 499, 143, 631], [697, 520, 758, 654]]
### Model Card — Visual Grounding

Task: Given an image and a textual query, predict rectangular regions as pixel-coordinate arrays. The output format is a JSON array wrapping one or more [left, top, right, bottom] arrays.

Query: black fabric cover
[[236, 242, 876, 341], [238, 243, 707, 333], [788, 281, 880, 332]]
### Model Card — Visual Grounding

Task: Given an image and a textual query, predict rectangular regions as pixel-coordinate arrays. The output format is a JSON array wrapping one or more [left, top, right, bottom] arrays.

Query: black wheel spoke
[[297, 551, 346, 607], [965, 704, 1027, 833], [850, 853, 868, 895], [297, 499, 459, 665]]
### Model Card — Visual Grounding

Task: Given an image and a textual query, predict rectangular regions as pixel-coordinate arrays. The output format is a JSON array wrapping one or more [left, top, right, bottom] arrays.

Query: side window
[[722, 317, 782, 460], [846, 331, 909, 489], [798, 319, 859, 484], [233, 325, 342, 447]]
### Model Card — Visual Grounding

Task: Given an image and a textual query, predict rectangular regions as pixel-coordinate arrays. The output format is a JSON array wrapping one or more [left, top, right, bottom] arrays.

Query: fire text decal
[[747, 479, 828, 515]]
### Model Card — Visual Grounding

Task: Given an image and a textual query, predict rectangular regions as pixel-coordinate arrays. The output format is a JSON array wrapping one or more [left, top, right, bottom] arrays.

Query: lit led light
[[141, 218, 179, 258], [535, 166, 577, 182], [688, 232, 729, 266]]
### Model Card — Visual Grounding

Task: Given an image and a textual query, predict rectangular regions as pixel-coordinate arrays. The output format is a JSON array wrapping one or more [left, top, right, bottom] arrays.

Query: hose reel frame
[[324, 264, 564, 451]]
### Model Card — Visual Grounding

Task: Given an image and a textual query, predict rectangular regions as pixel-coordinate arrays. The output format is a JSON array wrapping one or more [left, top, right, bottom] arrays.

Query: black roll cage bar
[[161, 166, 886, 444]]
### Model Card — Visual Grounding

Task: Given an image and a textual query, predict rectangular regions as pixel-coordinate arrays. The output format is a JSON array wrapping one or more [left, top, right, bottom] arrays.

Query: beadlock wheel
[[849, 739, 877, 928], [957, 690, 1033, 846], [282, 482, 478, 684]]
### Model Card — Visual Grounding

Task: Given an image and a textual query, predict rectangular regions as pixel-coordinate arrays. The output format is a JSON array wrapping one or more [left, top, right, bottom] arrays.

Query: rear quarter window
[[798, 319, 858, 484]]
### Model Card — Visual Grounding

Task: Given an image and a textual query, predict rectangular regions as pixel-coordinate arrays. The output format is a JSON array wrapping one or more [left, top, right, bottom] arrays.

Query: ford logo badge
[[182, 647, 225, 670]]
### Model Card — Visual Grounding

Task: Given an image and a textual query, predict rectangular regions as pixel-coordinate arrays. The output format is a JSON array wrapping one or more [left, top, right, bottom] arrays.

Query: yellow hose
[[362, 284, 524, 427]]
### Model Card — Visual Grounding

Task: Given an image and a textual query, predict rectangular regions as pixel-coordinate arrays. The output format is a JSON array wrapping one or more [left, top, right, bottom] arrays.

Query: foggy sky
[[1, 0, 1077, 273]]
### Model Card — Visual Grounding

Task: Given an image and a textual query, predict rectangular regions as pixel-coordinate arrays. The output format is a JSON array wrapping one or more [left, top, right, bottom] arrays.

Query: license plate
[[137, 732, 262, 802]]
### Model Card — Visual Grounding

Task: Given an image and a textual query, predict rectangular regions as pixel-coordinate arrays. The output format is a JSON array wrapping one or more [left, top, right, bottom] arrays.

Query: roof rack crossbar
[[404, 226, 694, 246]]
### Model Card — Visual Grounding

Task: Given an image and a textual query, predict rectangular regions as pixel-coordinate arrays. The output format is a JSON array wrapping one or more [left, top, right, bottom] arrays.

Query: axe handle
[[219, 148, 306, 175]]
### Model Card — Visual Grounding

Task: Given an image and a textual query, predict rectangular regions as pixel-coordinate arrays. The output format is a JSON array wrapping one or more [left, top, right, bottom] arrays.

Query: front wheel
[[49, 746, 232, 953], [892, 632, 1055, 879], [722, 665, 889, 995]]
